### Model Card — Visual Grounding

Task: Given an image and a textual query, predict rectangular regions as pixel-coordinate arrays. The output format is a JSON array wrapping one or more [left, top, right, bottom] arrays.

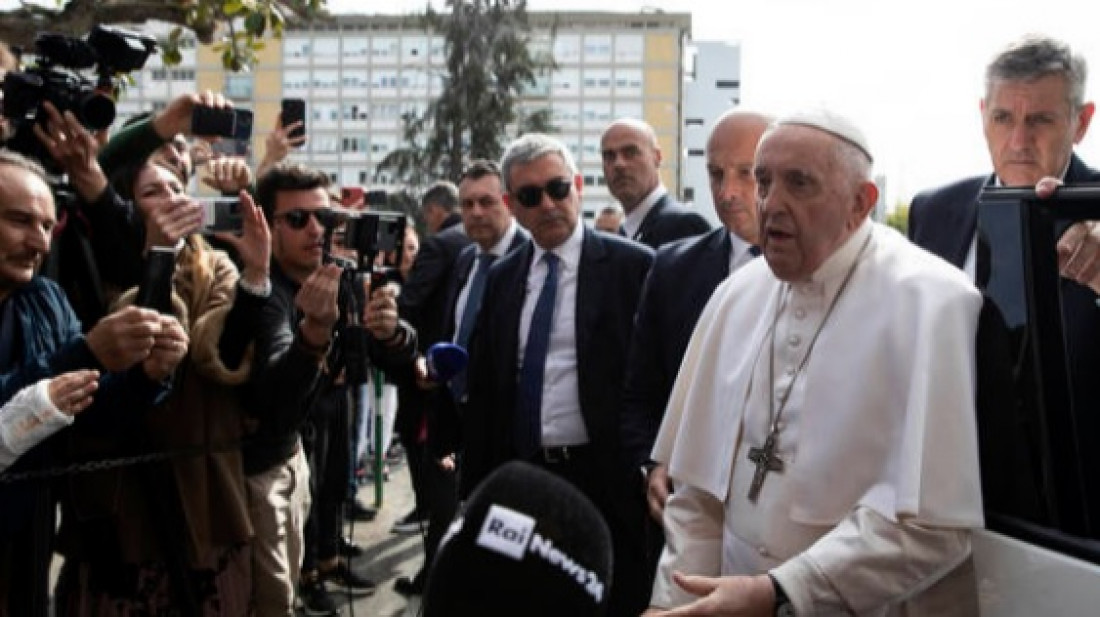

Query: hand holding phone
[[191, 106, 254, 141], [281, 98, 306, 145]]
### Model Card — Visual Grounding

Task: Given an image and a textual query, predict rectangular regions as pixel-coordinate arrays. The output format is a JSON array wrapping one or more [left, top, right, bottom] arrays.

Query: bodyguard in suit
[[910, 35, 1100, 521], [621, 110, 772, 592], [393, 182, 471, 532], [624, 109, 772, 513], [461, 134, 654, 616], [395, 160, 528, 596], [602, 118, 711, 249]]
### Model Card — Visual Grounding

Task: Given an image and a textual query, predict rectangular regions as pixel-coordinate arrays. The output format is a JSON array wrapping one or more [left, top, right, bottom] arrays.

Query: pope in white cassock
[[645, 109, 984, 617]]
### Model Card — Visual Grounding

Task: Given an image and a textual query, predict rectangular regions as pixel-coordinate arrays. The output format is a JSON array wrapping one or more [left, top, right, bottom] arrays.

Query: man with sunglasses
[[601, 118, 711, 250], [246, 163, 416, 616], [461, 133, 655, 617]]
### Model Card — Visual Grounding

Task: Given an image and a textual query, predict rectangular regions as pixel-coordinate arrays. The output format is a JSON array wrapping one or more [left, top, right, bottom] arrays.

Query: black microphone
[[422, 460, 613, 617]]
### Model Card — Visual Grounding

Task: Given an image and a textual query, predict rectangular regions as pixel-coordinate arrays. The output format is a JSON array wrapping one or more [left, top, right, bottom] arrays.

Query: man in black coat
[[392, 181, 471, 533], [601, 118, 711, 249], [461, 133, 654, 617], [620, 110, 772, 595], [909, 35, 1100, 524], [395, 159, 529, 596]]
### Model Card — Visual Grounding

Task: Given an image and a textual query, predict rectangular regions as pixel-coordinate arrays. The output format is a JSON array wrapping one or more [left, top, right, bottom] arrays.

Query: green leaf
[[244, 12, 266, 36]]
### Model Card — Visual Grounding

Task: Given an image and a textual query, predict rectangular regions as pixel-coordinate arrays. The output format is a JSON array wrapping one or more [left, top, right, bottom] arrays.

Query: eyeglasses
[[275, 208, 336, 230], [514, 178, 572, 208]]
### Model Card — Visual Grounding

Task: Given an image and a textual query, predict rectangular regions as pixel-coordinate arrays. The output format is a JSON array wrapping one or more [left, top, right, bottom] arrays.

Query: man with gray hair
[[602, 118, 711, 248], [645, 110, 983, 615], [461, 133, 654, 616], [910, 35, 1100, 521]]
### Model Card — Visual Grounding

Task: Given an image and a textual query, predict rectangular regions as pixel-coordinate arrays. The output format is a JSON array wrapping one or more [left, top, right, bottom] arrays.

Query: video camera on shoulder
[[1, 25, 156, 172]]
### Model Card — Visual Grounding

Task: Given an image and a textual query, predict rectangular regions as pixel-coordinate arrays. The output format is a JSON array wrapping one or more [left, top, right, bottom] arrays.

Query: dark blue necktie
[[514, 252, 559, 458], [749, 245, 762, 257], [450, 253, 494, 402], [456, 253, 494, 349]]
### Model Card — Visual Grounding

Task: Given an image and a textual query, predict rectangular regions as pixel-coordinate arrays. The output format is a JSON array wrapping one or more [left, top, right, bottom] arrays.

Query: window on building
[[716, 79, 740, 89], [553, 34, 581, 63], [614, 34, 643, 63], [224, 74, 253, 100], [683, 187, 695, 202], [315, 38, 339, 58], [151, 68, 167, 81], [685, 118, 705, 126], [284, 37, 311, 59], [687, 149, 705, 157], [583, 35, 612, 61]]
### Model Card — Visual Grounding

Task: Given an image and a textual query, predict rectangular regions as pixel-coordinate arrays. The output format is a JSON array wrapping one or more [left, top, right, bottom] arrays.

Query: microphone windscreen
[[422, 461, 613, 617], [426, 342, 468, 382]]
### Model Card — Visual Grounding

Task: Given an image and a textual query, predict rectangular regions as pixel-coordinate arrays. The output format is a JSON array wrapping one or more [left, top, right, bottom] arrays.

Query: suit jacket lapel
[[634, 194, 668, 242]]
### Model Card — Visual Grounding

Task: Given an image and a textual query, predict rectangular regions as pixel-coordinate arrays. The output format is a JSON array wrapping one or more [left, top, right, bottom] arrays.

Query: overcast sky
[[5, 0, 1100, 204]]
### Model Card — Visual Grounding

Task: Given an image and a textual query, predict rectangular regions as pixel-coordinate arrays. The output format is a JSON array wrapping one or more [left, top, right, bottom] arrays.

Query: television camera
[[1, 25, 157, 172]]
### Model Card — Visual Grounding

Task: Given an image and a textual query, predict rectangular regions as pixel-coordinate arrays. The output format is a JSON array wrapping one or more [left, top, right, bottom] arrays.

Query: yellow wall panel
[[645, 33, 679, 64]]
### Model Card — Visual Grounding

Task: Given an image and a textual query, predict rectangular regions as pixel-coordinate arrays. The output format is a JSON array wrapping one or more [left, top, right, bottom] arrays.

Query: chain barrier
[[0, 440, 248, 485]]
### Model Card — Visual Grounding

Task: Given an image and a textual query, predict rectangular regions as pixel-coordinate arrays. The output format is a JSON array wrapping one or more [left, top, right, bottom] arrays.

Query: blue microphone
[[426, 342, 469, 383]]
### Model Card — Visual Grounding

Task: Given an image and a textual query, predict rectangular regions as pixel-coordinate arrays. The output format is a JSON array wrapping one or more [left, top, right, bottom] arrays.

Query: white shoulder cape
[[652, 223, 984, 527]]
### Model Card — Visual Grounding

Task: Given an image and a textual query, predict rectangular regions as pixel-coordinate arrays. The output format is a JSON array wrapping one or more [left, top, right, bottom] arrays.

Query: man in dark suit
[[909, 35, 1100, 522], [621, 110, 772, 592], [624, 109, 772, 512], [602, 118, 711, 249], [462, 133, 654, 617], [395, 159, 528, 596], [391, 181, 471, 533]]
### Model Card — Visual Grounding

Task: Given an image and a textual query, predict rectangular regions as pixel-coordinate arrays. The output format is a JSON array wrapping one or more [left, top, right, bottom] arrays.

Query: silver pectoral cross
[[746, 431, 785, 502]]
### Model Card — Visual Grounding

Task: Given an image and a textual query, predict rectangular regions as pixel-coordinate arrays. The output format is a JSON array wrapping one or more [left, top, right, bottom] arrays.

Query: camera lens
[[81, 93, 115, 130]]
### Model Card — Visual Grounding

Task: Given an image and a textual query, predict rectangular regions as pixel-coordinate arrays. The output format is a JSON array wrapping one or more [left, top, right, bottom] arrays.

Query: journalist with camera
[[246, 162, 415, 614]]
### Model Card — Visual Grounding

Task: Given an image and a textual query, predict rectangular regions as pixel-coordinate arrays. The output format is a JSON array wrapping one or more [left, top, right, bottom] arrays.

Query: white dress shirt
[[453, 220, 519, 341], [623, 185, 668, 240], [518, 221, 588, 447]]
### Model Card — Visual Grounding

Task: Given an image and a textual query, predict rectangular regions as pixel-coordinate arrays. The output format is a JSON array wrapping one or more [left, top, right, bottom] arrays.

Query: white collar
[[532, 219, 584, 271], [478, 219, 519, 258], [623, 184, 668, 237]]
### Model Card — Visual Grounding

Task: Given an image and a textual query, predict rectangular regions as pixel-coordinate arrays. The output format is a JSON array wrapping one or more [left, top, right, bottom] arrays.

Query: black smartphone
[[281, 98, 306, 143], [200, 198, 243, 233], [191, 106, 254, 141]]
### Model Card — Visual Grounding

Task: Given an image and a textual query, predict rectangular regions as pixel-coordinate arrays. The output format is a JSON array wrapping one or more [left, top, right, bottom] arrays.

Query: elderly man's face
[[707, 115, 768, 245], [506, 153, 581, 251], [754, 125, 870, 282], [0, 164, 56, 299], [982, 74, 1095, 186], [459, 173, 512, 251], [601, 122, 662, 212]]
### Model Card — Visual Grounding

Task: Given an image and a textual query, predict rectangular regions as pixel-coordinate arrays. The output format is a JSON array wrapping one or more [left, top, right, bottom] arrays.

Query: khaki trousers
[[247, 444, 311, 616]]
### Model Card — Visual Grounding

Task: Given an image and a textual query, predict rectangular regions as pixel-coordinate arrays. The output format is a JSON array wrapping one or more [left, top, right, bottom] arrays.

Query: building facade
[[680, 40, 742, 228], [114, 11, 693, 218]]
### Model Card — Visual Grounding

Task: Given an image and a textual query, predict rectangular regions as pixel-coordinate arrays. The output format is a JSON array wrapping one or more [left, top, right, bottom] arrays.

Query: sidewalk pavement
[[334, 456, 425, 617]]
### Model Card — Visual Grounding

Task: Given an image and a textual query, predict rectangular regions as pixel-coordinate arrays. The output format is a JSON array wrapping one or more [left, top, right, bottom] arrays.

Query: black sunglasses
[[514, 177, 572, 208], [275, 208, 336, 230]]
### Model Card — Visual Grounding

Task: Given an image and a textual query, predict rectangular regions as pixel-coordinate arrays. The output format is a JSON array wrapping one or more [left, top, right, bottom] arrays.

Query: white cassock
[[650, 221, 984, 616]]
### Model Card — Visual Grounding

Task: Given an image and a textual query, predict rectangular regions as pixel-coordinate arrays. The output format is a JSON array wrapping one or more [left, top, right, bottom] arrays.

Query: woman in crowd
[[54, 158, 271, 616]]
